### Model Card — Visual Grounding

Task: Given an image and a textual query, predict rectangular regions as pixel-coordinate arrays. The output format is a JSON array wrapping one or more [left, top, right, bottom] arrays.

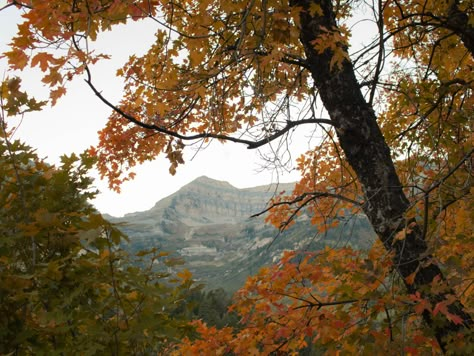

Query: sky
[[0, 2, 311, 217]]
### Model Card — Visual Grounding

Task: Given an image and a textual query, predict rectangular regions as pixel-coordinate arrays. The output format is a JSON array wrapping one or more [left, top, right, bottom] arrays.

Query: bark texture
[[292, 0, 473, 352], [446, 0, 474, 56]]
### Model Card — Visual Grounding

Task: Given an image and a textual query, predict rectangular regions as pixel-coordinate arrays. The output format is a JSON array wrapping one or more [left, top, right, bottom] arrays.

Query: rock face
[[111, 176, 375, 291], [151, 176, 291, 225]]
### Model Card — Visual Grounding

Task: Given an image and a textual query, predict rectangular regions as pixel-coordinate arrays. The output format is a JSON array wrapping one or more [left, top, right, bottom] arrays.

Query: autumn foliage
[[2, 0, 474, 354]]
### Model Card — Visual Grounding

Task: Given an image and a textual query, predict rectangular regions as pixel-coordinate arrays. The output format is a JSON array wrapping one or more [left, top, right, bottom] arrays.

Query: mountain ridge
[[110, 176, 375, 291], [117, 176, 294, 219]]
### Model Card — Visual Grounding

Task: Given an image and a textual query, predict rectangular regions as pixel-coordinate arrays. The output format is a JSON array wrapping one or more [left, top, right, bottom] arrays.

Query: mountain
[[110, 176, 375, 292]]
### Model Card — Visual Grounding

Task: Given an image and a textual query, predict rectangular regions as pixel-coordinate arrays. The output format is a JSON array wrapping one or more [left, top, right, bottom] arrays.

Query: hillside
[[110, 176, 375, 291]]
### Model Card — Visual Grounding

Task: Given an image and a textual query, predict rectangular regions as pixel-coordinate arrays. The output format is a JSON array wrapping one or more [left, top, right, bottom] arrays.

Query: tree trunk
[[446, 0, 474, 56], [293, 0, 473, 352]]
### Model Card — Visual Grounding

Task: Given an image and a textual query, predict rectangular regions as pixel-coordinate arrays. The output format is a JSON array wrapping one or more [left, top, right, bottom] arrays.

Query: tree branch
[[425, 148, 473, 195], [251, 191, 362, 219], [0, 1, 32, 12], [83, 66, 335, 149]]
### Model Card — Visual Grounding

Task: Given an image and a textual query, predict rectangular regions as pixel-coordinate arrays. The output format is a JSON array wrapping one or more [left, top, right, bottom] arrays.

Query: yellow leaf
[[177, 268, 193, 281], [127, 291, 139, 300], [100, 249, 110, 260], [394, 229, 406, 242]]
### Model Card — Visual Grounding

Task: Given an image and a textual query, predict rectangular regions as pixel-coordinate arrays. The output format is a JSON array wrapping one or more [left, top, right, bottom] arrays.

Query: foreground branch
[[84, 67, 335, 150]]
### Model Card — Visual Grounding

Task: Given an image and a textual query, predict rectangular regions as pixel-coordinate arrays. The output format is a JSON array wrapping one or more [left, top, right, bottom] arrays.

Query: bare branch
[[251, 191, 363, 219]]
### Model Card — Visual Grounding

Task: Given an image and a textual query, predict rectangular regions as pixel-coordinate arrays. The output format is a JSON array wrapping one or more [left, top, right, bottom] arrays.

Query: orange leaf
[[4, 49, 29, 70], [177, 268, 192, 281], [406, 271, 416, 285], [50, 86, 67, 106], [31, 52, 55, 72]]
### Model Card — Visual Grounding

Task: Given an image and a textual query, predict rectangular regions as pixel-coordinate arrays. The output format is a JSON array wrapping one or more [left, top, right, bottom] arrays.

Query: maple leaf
[[50, 86, 67, 106], [4, 49, 29, 69], [31, 52, 55, 72]]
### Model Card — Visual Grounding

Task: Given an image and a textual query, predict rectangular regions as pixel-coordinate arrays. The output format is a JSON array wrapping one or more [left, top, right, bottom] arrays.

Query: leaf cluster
[[176, 243, 473, 354], [0, 134, 198, 354]]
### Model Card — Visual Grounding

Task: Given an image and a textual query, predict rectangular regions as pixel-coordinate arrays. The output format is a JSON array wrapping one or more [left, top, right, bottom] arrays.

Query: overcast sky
[[1, 2, 312, 217]]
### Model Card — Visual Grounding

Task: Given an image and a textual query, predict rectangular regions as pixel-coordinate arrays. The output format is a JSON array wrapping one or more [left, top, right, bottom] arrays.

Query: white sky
[[1, 3, 376, 217], [1, 3, 313, 217]]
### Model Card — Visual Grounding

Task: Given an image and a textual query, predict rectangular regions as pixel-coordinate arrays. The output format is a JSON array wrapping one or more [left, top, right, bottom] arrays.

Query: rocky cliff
[[111, 176, 375, 291], [125, 176, 293, 224]]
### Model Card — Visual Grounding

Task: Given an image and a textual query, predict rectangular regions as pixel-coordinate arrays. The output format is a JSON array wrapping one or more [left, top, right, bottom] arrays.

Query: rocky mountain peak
[[183, 176, 236, 190], [111, 176, 375, 291], [168, 176, 294, 225], [127, 176, 292, 226]]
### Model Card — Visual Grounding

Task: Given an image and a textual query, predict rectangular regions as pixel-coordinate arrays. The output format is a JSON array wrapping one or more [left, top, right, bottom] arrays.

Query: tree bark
[[446, 0, 474, 56], [293, 0, 473, 352]]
